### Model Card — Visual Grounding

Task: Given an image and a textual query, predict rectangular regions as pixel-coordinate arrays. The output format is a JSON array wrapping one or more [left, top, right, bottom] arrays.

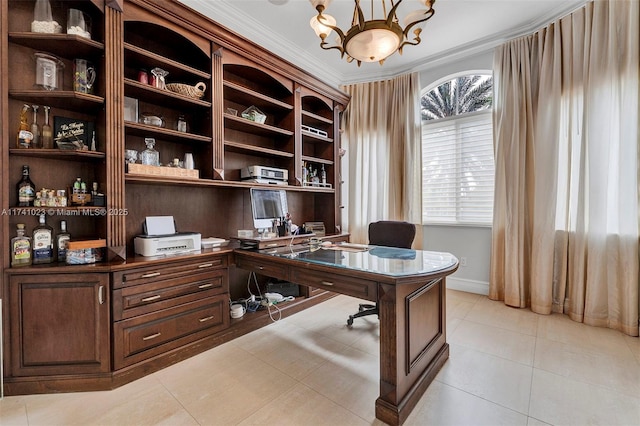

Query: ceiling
[[178, 0, 587, 88]]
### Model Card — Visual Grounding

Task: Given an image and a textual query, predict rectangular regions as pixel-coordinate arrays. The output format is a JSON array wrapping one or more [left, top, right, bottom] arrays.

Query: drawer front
[[113, 256, 228, 289], [113, 269, 227, 320], [113, 295, 228, 369], [290, 268, 377, 301], [235, 256, 288, 281]]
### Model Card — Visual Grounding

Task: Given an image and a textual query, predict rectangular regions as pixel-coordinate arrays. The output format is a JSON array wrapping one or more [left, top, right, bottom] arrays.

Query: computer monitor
[[250, 188, 288, 230]]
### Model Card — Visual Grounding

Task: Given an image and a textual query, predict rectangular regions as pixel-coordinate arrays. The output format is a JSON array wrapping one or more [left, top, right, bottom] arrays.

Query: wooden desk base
[[234, 250, 454, 425], [375, 276, 448, 425]]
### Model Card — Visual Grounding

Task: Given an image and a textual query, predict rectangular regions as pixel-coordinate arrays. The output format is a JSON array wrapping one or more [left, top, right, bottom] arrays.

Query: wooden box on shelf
[[127, 163, 199, 179]]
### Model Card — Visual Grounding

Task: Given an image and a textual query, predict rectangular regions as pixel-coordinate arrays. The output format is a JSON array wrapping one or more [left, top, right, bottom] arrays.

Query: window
[[421, 74, 494, 225]]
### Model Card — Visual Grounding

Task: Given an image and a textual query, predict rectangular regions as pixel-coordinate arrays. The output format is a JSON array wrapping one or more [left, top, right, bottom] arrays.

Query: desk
[[234, 244, 459, 425]]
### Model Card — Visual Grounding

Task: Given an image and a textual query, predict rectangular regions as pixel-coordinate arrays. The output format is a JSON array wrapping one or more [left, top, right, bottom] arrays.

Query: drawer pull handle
[[258, 266, 264, 270], [199, 316, 214, 322], [142, 332, 161, 341], [265, 243, 278, 247], [98, 285, 105, 305], [198, 283, 214, 289], [198, 263, 214, 268], [141, 295, 161, 302], [141, 272, 161, 278], [320, 281, 334, 286]]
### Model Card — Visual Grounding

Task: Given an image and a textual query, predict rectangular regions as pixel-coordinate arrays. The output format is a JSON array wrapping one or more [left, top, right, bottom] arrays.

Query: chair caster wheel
[[347, 316, 354, 326]]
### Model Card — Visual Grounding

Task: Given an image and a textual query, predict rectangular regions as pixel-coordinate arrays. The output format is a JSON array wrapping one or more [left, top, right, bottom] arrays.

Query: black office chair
[[347, 220, 416, 326]]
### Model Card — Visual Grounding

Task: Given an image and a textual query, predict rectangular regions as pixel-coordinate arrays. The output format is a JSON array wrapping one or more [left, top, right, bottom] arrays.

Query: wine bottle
[[17, 165, 36, 206]]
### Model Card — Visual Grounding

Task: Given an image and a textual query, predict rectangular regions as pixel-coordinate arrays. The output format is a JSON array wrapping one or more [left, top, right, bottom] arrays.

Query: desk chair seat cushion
[[347, 221, 416, 326]]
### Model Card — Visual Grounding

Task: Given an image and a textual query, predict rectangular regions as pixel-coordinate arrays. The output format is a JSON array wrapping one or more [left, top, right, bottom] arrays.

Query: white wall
[[419, 49, 495, 295]]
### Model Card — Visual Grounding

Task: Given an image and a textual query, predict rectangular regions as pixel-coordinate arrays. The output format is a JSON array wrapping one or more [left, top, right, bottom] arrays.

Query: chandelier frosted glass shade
[[308, 0, 435, 66]]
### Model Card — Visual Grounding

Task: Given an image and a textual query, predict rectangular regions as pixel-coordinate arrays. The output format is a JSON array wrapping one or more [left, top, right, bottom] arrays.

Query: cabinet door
[[9, 273, 110, 376]]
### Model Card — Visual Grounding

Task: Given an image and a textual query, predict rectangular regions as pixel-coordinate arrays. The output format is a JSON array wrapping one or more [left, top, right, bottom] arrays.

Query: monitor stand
[[233, 233, 316, 250]]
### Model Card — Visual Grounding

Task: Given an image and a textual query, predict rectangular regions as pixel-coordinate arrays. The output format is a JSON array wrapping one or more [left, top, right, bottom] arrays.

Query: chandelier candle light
[[309, 0, 435, 65]]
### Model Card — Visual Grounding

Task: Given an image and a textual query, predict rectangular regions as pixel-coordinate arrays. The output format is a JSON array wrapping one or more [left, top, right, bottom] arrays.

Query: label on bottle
[[33, 229, 53, 261], [57, 235, 70, 261], [18, 130, 34, 148], [13, 240, 31, 260], [18, 185, 35, 203]]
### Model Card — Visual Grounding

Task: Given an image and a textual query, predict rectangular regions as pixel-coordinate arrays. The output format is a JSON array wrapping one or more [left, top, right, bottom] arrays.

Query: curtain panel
[[340, 73, 423, 246], [491, 0, 639, 336]]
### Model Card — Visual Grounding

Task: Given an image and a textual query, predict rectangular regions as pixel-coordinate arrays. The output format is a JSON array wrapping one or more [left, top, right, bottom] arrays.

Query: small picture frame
[[53, 116, 94, 150], [124, 96, 139, 122]]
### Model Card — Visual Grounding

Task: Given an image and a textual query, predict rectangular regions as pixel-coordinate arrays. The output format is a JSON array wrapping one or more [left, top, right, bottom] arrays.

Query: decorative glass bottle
[[141, 138, 159, 166], [55, 220, 71, 262], [30, 105, 41, 148], [17, 104, 33, 148], [32, 214, 54, 264], [17, 165, 36, 206], [11, 223, 32, 267], [41, 105, 53, 148]]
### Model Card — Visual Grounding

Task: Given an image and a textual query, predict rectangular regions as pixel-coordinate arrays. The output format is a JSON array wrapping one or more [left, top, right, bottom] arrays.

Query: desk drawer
[[113, 294, 228, 369], [113, 256, 228, 289], [235, 256, 288, 281], [113, 269, 227, 320], [290, 269, 377, 301]]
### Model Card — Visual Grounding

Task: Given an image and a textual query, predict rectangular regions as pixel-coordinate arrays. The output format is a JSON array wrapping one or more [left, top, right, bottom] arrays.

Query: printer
[[134, 216, 201, 256], [241, 165, 288, 185]]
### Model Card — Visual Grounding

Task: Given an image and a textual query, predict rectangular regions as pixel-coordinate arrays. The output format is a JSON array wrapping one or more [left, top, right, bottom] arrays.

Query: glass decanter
[[140, 138, 159, 166]]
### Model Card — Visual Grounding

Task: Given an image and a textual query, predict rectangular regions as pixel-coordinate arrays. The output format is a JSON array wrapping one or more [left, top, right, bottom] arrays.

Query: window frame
[[420, 72, 495, 227]]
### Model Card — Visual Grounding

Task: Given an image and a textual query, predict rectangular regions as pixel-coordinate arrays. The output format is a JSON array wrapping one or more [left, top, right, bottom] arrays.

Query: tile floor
[[1, 289, 639, 426]]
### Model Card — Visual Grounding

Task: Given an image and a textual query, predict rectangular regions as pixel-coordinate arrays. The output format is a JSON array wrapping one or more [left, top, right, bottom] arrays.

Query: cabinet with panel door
[[7, 272, 110, 379]]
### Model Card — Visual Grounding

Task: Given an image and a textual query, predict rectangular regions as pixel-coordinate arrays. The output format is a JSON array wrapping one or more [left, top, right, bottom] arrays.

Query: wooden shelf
[[224, 114, 294, 137], [301, 130, 334, 143], [223, 81, 293, 112], [124, 79, 211, 108], [125, 175, 335, 193], [9, 148, 106, 161], [124, 42, 211, 81], [302, 109, 333, 125], [9, 32, 104, 59], [8, 90, 104, 111], [302, 155, 334, 166], [224, 141, 294, 159], [124, 122, 212, 144]]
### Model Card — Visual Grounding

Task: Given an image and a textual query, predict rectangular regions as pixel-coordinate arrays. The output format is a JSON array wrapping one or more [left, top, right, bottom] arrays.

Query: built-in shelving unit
[[1, 0, 349, 397]]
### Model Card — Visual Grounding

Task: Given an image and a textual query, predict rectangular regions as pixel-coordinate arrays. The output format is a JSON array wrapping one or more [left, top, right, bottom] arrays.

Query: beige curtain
[[340, 73, 423, 246], [491, 0, 639, 336]]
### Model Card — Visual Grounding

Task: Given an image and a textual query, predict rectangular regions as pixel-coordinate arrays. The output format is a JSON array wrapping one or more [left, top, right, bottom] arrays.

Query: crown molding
[[179, 0, 589, 87], [179, 0, 343, 88]]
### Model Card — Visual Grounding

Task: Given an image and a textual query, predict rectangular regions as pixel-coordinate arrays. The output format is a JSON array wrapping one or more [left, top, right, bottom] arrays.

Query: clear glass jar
[[177, 114, 187, 132], [32, 0, 61, 33], [140, 138, 159, 166]]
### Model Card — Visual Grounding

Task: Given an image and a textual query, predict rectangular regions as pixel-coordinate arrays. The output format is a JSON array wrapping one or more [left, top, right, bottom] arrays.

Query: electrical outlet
[[460, 257, 467, 267]]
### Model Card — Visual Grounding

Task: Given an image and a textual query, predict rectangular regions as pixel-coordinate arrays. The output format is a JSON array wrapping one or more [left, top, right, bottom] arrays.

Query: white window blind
[[422, 111, 494, 225]]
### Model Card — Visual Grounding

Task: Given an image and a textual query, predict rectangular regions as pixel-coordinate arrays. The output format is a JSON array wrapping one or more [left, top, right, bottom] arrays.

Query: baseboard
[[446, 277, 489, 295]]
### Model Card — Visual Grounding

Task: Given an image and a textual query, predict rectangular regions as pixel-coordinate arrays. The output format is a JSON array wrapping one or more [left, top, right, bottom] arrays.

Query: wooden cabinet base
[[1, 290, 336, 396]]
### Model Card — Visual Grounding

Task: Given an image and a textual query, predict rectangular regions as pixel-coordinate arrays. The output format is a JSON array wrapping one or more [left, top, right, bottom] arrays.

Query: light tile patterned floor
[[1, 290, 639, 426]]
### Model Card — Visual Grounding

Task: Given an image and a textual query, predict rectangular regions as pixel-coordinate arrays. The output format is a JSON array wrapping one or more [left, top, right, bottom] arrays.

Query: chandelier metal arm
[[385, 0, 404, 27], [315, 6, 348, 57], [401, 7, 435, 40]]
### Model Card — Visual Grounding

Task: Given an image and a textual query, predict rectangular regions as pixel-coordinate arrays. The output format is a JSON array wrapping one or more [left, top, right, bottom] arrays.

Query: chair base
[[347, 303, 378, 326]]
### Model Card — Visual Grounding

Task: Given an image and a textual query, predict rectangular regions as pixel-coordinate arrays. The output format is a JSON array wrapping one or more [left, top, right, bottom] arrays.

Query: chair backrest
[[368, 221, 416, 249]]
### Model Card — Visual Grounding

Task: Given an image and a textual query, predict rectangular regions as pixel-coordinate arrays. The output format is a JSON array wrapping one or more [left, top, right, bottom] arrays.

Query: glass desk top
[[258, 243, 459, 277]]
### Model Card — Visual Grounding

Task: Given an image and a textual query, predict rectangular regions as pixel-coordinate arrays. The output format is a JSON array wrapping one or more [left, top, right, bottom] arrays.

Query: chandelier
[[308, 0, 435, 66]]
